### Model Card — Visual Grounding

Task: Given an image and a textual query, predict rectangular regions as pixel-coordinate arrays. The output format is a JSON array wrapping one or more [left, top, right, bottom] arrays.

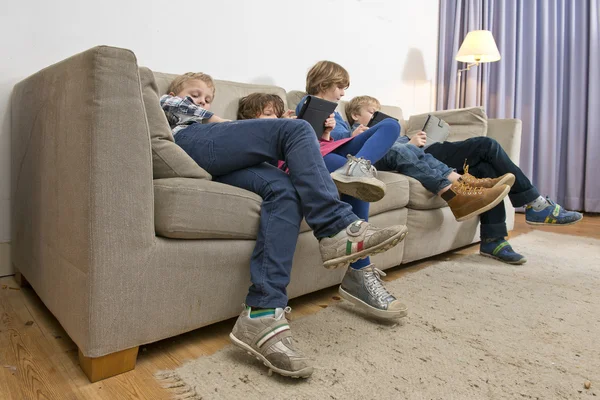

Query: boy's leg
[[175, 119, 353, 237], [333, 118, 401, 163], [339, 197, 408, 319], [425, 137, 539, 206], [327, 119, 400, 202], [215, 164, 301, 309], [374, 143, 454, 194], [376, 142, 511, 222], [217, 164, 313, 378], [176, 119, 407, 270], [426, 137, 582, 226]]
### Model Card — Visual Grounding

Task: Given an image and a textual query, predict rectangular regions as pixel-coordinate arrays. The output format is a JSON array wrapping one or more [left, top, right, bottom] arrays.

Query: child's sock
[[350, 257, 370, 270], [526, 195, 549, 211], [248, 307, 276, 319]]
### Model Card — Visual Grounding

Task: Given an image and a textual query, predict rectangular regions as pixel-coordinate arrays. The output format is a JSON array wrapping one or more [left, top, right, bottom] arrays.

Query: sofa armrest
[[11, 46, 155, 356], [486, 118, 522, 165]]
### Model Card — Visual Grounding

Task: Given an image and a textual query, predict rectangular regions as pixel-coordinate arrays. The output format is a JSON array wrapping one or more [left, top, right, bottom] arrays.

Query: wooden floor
[[1, 213, 598, 400]]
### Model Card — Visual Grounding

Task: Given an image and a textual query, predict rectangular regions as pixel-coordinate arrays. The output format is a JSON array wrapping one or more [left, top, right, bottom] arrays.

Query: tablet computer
[[297, 95, 338, 138], [367, 111, 399, 128]]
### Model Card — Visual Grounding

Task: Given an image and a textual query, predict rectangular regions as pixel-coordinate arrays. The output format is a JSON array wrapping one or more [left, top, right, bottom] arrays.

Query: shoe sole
[[480, 251, 527, 265], [493, 173, 515, 188], [455, 185, 511, 222], [525, 216, 583, 226], [229, 333, 314, 378], [331, 173, 386, 203], [323, 227, 408, 270], [339, 286, 408, 319]]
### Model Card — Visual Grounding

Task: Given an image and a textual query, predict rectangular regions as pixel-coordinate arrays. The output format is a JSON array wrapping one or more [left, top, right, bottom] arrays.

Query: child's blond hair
[[237, 93, 285, 120], [167, 72, 216, 96], [305, 61, 350, 95], [345, 96, 381, 125]]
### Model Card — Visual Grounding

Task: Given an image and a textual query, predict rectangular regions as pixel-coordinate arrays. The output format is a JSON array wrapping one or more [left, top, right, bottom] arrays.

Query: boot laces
[[347, 154, 378, 177]]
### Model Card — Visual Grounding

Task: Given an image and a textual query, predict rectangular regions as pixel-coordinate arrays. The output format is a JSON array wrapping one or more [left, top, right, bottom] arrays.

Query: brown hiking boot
[[441, 180, 510, 222], [460, 163, 515, 189]]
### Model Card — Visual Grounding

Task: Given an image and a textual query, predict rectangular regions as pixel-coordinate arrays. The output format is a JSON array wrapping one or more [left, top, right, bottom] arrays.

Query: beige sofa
[[11, 46, 522, 381]]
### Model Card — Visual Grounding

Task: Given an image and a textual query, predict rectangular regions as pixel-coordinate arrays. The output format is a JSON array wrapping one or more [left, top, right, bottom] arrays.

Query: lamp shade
[[456, 30, 501, 63]]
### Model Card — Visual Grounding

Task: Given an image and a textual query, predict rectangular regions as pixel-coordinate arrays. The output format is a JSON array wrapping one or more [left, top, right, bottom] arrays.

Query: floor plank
[[0, 213, 597, 399]]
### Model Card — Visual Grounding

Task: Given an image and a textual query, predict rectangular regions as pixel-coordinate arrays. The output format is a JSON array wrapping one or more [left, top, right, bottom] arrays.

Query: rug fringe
[[155, 370, 202, 400]]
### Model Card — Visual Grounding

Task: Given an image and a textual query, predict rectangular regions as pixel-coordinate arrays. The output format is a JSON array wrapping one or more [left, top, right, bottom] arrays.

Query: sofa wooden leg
[[14, 267, 30, 287], [78, 347, 139, 382]]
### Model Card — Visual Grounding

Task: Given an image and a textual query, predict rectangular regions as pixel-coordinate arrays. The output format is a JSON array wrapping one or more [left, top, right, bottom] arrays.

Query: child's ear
[[351, 112, 361, 122], [169, 92, 175, 96]]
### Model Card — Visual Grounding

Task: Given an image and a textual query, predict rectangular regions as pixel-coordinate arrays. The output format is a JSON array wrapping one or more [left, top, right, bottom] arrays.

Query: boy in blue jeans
[[345, 95, 583, 265], [160, 73, 408, 378], [238, 91, 409, 321]]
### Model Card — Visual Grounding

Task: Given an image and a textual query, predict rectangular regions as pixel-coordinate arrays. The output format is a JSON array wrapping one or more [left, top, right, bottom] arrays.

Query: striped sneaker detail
[[492, 241, 510, 256], [346, 240, 364, 255], [256, 323, 290, 348]]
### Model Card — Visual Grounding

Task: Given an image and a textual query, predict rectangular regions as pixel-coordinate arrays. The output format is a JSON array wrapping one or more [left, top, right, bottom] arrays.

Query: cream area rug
[[155, 231, 600, 399]]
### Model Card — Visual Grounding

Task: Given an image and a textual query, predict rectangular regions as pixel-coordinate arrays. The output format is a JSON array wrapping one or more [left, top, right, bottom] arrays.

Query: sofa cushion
[[153, 72, 287, 121], [139, 67, 212, 180], [299, 171, 410, 233], [154, 178, 261, 239], [406, 107, 488, 142], [405, 176, 448, 210]]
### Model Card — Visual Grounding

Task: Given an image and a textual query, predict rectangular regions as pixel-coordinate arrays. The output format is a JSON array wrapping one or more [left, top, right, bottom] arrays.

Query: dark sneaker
[[319, 220, 408, 270], [480, 239, 527, 265], [525, 198, 583, 226], [229, 306, 313, 378], [330, 155, 386, 202], [339, 264, 408, 319], [443, 181, 510, 222]]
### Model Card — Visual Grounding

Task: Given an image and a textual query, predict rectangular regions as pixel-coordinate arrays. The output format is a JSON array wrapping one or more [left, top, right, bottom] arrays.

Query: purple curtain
[[437, 0, 600, 212]]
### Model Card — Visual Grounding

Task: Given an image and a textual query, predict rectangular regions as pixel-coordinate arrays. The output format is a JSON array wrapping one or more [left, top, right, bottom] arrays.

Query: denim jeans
[[375, 141, 454, 194], [322, 119, 400, 270], [426, 136, 540, 239], [175, 119, 358, 308]]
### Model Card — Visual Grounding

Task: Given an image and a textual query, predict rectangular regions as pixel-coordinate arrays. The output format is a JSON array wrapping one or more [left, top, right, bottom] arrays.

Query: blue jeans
[[323, 118, 401, 269], [375, 141, 454, 194], [175, 119, 358, 309], [426, 137, 540, 239]]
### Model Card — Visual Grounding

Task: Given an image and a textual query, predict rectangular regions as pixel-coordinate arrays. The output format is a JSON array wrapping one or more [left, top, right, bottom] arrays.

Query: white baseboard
[[0, 242, 13, 277]]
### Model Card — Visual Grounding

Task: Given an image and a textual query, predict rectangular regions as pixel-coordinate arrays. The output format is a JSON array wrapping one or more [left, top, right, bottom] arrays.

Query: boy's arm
[[160, 94, 214, 120], [330, 112, 351, 140]]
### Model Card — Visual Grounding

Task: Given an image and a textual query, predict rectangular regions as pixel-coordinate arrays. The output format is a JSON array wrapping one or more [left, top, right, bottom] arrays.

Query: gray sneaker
[[330, 155, 386, 202], [229, 306, 313, 378], [320, 220, 408, 270], [339, 264, 408, 319]]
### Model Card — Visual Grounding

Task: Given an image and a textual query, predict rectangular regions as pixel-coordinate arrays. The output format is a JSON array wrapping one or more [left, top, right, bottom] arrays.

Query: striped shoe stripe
[[346, 241, 365, 255], [492, 241, 510, 256], [256, 323, 290, 348]]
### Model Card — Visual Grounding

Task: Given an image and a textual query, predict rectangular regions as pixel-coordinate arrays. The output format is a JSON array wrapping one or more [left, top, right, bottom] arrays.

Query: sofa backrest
[[153, 72, 288, 121]]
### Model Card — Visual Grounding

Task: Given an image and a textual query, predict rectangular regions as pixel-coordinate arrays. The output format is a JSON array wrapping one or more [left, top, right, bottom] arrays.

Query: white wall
[[0, 0, 439, 257]]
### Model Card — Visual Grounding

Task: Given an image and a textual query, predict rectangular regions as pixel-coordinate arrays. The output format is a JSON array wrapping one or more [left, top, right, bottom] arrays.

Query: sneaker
[[339, 264, 408, 319], [442, 181, 510, 222], [330, 155, 386, 202], [229, 306, 313, 378], [480, 239, 527, 265], [319, 220, 408, 270], [525, 198, 583, 226], [460, 163, 515, 189]]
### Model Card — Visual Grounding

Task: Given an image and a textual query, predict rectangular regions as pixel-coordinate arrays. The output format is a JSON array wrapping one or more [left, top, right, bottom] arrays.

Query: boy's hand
[[352, 124, 368, 137], [282, 110, 296, 119], [409, 131, 427, 147], [207, 115, 230, 123], [323, 113, 336, 135]]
